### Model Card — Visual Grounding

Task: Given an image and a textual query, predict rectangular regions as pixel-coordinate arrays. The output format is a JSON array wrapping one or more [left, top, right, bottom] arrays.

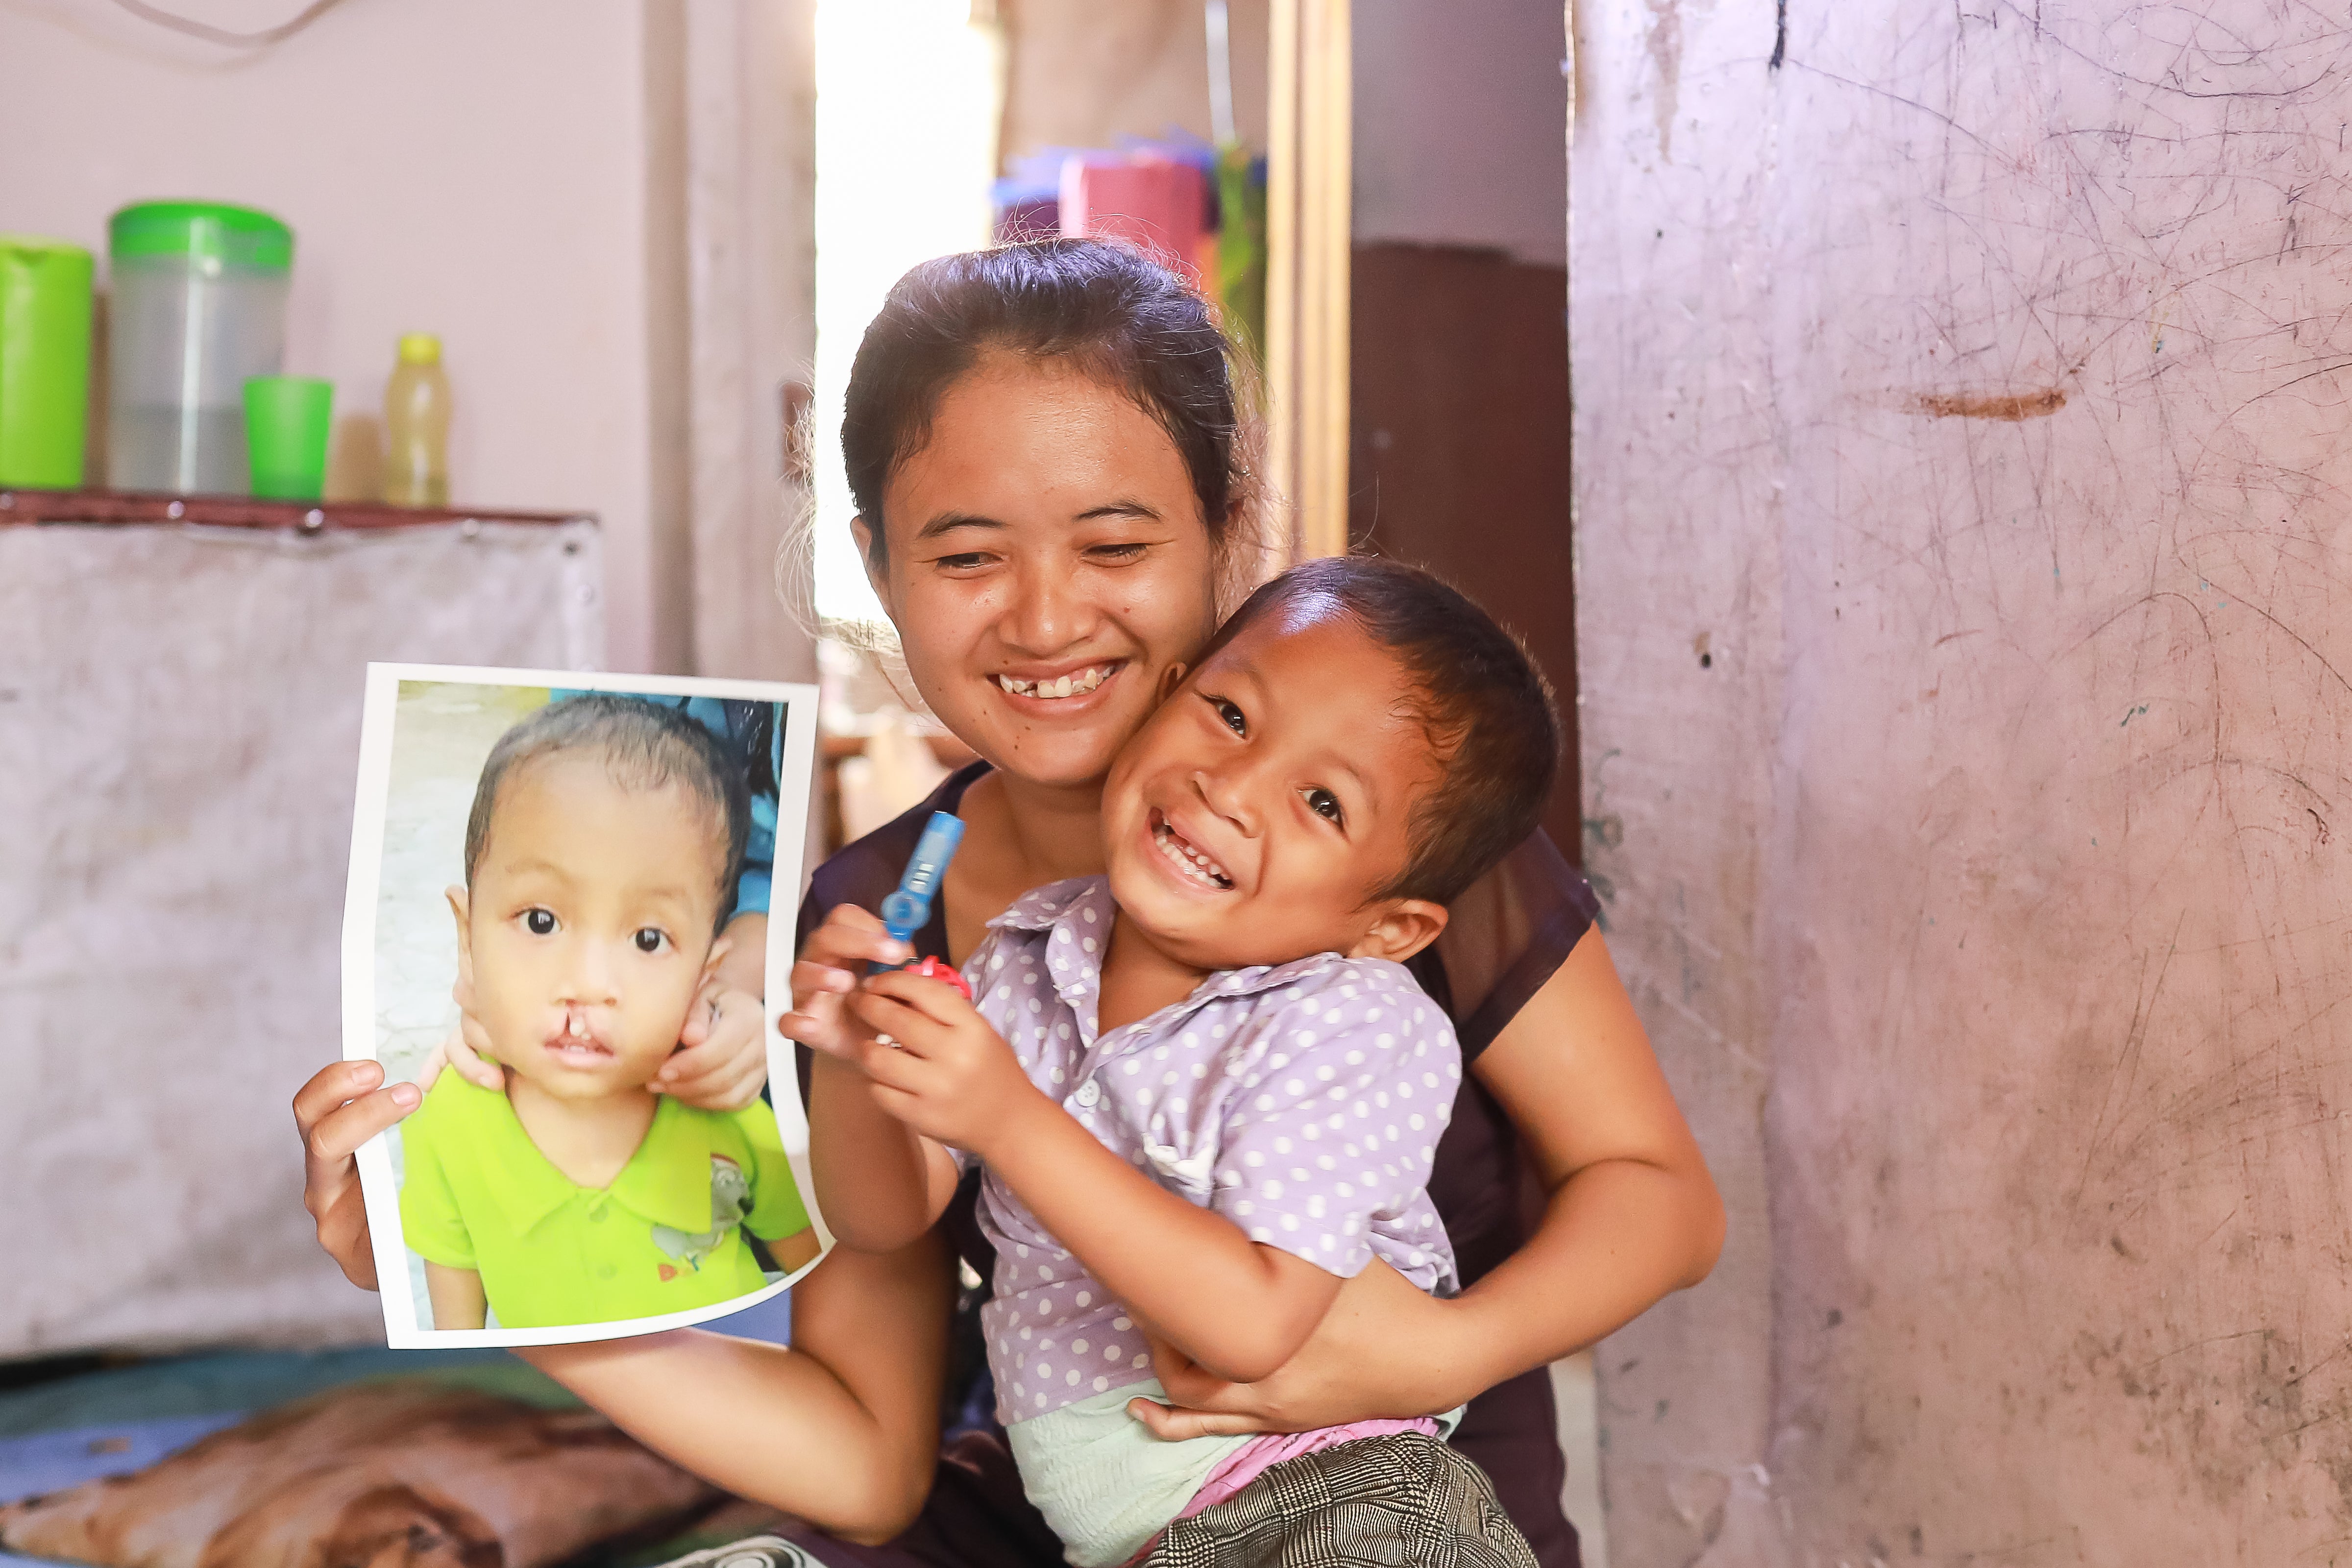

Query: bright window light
[[812, 0, 1003, 626]]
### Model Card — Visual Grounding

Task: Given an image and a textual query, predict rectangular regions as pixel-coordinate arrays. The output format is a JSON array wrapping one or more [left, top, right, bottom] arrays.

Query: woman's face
[[860, 354, 1222, 791]]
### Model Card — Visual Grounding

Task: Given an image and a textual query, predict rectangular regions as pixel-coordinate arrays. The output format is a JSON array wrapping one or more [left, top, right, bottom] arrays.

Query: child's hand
[[849, 970, 1040, 1154], [781, 905, 911, 1060], [658, 981, 768, 1110]]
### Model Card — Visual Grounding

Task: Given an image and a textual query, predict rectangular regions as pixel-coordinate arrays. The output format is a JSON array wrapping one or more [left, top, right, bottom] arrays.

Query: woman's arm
[[809, 1049, 965, 1252], [519, 1231, 954, 1545], [1136, 926, 1724, 1434], [791, 904, 966, 1251]]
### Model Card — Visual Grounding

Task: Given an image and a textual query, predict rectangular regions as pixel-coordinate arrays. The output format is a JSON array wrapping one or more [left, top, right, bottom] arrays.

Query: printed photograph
[[343, 666, 825, 1348]]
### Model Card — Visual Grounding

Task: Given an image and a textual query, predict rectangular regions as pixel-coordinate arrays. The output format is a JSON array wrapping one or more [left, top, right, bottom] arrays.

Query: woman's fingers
[[1126, 1397, 1268, 1442], [293, 1058, 383, 1142], [303, 1081, 419, 1170], [790, 959, 856, 1004], [804, 904, 910, 971], [292, 1058, 415, 1291]]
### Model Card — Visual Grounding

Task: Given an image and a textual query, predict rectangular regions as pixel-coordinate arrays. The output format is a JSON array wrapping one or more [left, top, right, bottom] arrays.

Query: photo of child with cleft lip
[[396, 692, 821, 1333]]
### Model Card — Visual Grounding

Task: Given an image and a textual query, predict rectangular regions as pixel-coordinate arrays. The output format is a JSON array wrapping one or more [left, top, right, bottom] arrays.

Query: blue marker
[[874, 811, 965, 970]]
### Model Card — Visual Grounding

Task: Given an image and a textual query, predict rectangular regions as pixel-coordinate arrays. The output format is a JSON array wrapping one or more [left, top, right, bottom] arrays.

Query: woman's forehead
[[888, 358, 1197, 517]]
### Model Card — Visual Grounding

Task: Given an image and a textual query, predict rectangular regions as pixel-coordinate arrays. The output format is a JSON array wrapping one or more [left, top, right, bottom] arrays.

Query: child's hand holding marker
[[781, 811, 961, 1064], [817, 810, 1025, 1149], [850, 969, 1035, 1153]]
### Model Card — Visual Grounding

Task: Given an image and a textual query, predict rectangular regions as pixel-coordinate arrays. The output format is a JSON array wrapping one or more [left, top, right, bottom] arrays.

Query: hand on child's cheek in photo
[[859, 356, 1222, 791], [847, 970, 1036, 1152], [1098, 611, 1449, 974]]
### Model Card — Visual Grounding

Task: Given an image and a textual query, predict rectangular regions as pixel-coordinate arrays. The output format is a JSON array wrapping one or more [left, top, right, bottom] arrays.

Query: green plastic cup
[[0, 236, 95, 490], [243, 375, 333, 500]]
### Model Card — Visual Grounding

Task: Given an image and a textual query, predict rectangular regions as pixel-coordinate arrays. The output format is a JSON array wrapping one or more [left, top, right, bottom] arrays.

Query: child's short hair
[[1200, 557, 1560, 906], [464, 695, 750, 927]]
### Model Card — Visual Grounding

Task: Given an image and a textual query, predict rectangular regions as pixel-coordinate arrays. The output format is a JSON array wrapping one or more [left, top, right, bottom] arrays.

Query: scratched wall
[[1572, 2, 2352, 1562]]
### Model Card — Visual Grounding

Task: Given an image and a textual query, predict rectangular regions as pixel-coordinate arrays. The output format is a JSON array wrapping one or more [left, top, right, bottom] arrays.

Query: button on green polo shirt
[[398, 1072, 812, 1330]]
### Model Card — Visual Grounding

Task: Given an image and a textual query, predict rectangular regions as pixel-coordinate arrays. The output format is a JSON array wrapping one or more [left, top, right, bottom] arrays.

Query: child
[[399, 694, 819, 1331], [810, 558, 1557, 1568]]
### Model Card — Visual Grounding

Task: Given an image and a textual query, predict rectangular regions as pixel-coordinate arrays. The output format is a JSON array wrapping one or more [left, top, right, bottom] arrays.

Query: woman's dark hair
[[842, 239, 1249, 567], [1199, 556, 1562, 907]]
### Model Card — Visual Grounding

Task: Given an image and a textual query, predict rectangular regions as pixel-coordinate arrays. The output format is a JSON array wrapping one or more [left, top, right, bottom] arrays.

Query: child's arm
[[853, 973, 1343, 1384], [790, 905, 964, 1252], [423, 1261, 488, 1330], [766, 1227, 825, 1272]]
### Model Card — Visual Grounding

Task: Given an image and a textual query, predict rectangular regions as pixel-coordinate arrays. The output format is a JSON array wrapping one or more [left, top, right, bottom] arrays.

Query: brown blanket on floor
[[0, 1380, 724, 1568]]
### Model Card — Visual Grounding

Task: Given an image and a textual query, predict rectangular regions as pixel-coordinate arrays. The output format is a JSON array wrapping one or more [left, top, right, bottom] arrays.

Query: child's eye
[[1205, 694, 1247, 736], [1305, 788, 1344, 826], [523, 908, 557, 936], [634, 928, 670, 955]]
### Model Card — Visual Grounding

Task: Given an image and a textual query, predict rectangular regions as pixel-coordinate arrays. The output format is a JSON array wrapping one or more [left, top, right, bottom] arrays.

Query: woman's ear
[[851, 514, 889, 602], [1348, 900, 1449, 965], [444, 885, 475, 989]]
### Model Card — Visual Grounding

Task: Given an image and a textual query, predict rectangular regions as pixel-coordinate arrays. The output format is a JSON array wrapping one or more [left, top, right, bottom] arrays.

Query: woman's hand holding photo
[[292, 1057, 420, 1290]]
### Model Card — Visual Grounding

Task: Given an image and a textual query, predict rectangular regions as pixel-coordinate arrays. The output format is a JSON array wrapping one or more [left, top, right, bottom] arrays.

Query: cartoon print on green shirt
[[651, 1154, 755, 1274]]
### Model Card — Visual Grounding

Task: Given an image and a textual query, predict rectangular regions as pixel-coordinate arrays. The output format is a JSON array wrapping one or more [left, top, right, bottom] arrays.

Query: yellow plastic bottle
[[383, 332, 449, 507]]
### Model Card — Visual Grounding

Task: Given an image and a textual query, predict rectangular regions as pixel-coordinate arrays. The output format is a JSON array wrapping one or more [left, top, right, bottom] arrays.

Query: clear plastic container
[[106, 201, 293, 495]]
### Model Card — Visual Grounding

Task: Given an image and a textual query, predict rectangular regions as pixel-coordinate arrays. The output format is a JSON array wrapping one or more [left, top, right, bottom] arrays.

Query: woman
[[294, 239, 1722, 1568]]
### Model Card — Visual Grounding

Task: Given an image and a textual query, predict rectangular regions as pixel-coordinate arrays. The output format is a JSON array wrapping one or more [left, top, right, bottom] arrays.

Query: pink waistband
[[1180, 1417, 1444, 1519]]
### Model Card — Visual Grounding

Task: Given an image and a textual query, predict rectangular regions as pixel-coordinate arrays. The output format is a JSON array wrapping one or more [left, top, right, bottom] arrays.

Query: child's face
[[450, 752, 728, 1101], [1102, 605, 1447, 972]]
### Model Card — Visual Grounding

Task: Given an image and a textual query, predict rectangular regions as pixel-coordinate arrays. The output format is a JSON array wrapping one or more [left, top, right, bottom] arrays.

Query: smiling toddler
[[399, 695, 817, 1332], [814, 558, 1557, 1567]]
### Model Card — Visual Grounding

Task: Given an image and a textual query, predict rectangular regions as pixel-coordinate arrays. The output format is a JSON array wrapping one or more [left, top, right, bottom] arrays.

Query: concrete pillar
[[1574, 2, 2352, 1560]]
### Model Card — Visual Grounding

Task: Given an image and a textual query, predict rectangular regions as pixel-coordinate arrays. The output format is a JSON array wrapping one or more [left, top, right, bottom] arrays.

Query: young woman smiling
[[293, 240, 1721, 1568]]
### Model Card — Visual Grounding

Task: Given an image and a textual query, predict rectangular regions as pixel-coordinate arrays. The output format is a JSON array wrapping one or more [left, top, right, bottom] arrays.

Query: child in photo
[[806, 558, 1556, 1568], [400, 695, 819, 1331]]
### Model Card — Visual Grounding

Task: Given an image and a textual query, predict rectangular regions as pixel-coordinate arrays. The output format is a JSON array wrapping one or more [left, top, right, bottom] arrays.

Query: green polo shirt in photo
[[398, 1071, 812, 1330]]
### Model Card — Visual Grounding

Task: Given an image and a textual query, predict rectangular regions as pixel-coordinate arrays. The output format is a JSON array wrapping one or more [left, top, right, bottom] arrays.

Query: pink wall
[[1574, 0, 2352, 1559], [0, 0, 690, 674]]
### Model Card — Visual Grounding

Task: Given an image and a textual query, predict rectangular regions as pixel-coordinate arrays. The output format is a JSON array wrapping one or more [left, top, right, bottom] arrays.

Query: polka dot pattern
[[958, 877, 1461, 1427]]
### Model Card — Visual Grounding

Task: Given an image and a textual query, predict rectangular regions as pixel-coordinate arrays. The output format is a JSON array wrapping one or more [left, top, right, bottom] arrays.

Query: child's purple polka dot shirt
[[956, 876, 1461, 1426]]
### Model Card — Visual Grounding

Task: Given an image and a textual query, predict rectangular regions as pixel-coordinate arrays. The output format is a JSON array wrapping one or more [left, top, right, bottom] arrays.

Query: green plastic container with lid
[[107, 200, 294, 494], [0, 236, 95, 490]]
